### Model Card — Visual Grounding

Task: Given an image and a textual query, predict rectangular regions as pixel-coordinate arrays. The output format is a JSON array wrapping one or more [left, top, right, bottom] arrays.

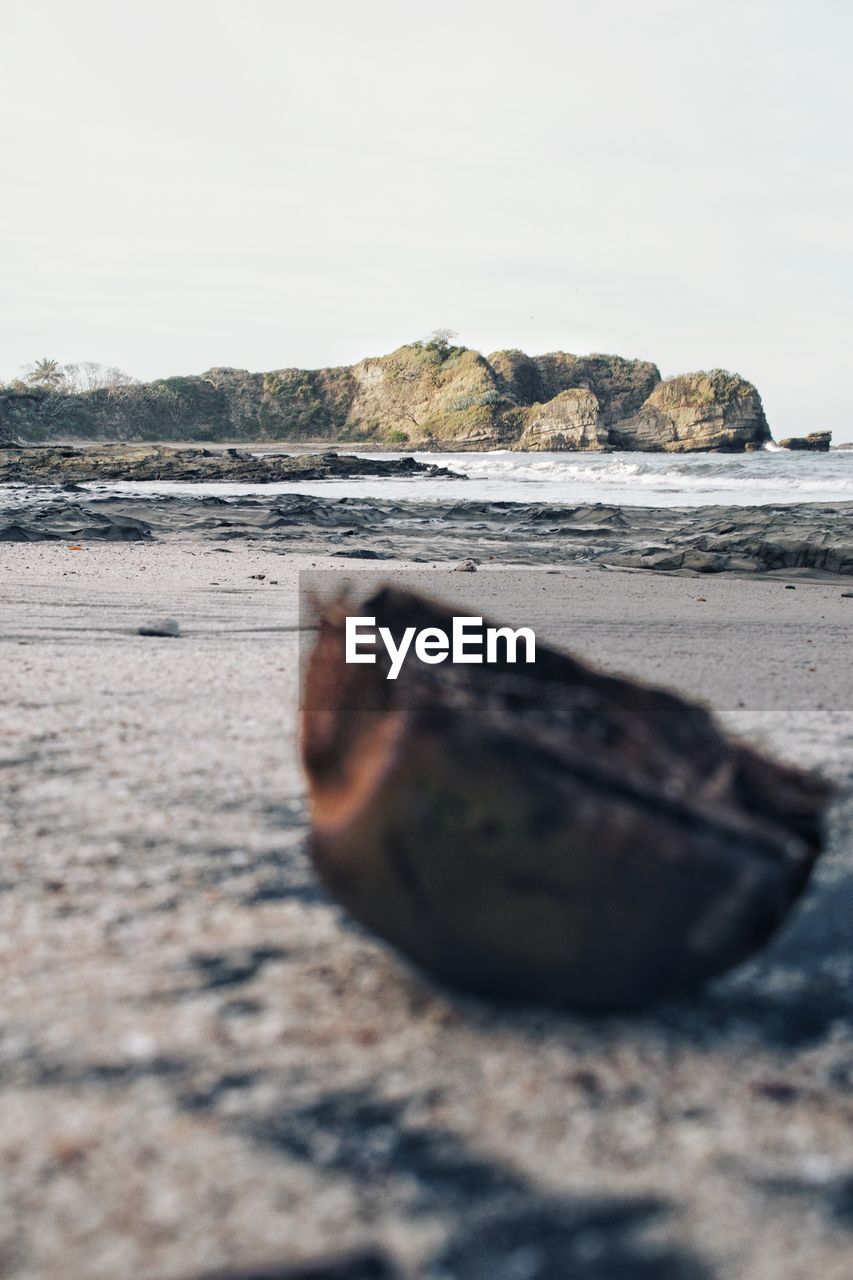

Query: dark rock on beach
[[0, 443, 460, 486], [0, 499, 153, 542], [191, 1251, 400, 1280], [4, 485, 851, 577], [138, 617, 181, 637]]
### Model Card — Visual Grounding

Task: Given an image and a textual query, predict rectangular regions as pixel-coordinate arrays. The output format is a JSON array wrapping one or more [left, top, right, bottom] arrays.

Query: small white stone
[[120, 1031, 157, 1060]]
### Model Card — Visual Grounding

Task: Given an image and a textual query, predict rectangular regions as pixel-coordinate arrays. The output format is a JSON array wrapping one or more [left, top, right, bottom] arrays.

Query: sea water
[[71, 447, 853, 509]]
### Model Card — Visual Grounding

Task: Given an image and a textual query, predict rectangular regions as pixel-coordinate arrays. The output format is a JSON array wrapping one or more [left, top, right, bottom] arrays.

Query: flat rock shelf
[[0, 444, 460, 485], [2, 485, 852, 577]]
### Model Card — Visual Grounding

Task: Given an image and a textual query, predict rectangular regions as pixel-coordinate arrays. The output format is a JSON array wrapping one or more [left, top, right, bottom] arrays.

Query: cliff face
[[0, 345, 771, 452], [517, 389, 608, 451], [611, 371, 771, 453]]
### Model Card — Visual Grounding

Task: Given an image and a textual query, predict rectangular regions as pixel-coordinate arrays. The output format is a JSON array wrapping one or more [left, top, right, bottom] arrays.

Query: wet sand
[[2, 540, 852, 1279]]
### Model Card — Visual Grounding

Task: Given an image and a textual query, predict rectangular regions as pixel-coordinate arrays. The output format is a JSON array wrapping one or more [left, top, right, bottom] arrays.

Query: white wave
[[439, 450, 853, 492], [10, 447, 848, 511]]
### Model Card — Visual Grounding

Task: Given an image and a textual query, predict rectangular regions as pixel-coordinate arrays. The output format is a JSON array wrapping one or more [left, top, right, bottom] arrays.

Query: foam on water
[[3, 448, 852, 510], [444, 448, 853, 502]]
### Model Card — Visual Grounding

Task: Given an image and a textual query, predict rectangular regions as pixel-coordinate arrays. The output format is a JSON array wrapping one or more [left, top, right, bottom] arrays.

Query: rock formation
[[517, 389, 607, 451], [0, 444, 459, 486], [779, 432, 832, 452], [0, 343, 772, 452], [611, 371, 771, 453], [3, 489, 853, 573]]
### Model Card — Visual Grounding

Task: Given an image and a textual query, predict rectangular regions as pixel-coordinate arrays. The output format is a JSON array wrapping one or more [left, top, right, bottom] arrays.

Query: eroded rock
[[612, 371, 771, 453], [0, 444, 460, 485], [779, 433, 832, 452], [517, 389, 608, 451]]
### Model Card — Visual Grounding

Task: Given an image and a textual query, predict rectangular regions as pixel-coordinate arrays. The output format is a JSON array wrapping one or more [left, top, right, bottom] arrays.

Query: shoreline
[[4, 436, 853, 452]]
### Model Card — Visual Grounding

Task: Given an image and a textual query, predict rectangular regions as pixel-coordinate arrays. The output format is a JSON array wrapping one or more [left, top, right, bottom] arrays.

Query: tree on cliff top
[[64, 361, 137, 394], [24, 357, 64, 392], [21, 359, 136, 395], [416, 328, 459, 360]]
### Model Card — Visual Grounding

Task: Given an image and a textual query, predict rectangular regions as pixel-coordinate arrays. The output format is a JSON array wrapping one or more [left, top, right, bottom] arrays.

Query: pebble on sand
[[138, 617, 181, 637], [193, 1250, 400, 1279]]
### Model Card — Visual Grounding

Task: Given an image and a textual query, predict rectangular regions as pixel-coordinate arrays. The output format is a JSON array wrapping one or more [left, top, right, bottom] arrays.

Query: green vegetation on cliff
[[0, 340, 771, 452]]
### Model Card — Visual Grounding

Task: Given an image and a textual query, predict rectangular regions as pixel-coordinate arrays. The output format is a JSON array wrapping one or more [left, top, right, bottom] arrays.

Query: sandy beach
[[2, 538, 852, 1280], [5, 0, 853, 1273]]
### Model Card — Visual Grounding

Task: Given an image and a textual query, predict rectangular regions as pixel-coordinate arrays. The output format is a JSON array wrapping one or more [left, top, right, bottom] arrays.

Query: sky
[[2, 0, 851, 439]]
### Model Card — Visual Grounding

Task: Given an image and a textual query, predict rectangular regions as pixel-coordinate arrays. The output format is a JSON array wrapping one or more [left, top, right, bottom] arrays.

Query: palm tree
[[26, 357, 64, 391]]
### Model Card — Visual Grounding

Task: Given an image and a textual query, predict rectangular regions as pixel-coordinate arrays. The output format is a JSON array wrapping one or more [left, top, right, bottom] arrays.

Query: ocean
[[85, 446, 853, 508]]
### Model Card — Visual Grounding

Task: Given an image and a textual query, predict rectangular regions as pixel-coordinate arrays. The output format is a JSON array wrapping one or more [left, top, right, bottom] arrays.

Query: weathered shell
[[301, 588, 833, 1010]]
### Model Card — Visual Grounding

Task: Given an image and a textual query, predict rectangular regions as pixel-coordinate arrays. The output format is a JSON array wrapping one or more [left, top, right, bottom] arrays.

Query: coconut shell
[[301, 587, 833, 1010]]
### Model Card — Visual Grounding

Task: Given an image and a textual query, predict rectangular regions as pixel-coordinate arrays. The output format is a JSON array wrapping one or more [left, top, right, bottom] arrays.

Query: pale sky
[[2, 0, 851, 439]]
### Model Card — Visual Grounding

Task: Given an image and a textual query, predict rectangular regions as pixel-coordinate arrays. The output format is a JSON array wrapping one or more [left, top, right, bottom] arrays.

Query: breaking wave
[[12, 446, 847, 510], [429, 448, 853, 507]]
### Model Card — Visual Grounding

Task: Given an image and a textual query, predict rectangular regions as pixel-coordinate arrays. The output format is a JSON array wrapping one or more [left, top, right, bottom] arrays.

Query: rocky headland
[[0, 341, 771, 453]]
